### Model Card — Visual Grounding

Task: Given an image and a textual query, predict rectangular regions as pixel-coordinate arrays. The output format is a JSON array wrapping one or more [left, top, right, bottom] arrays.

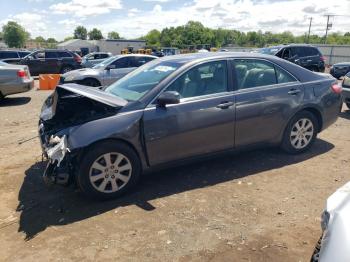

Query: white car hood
[[62, 68, 102, 82]]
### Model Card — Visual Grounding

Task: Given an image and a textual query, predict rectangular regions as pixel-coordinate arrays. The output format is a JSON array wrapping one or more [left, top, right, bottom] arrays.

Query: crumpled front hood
[[40, 84, 127, 135]]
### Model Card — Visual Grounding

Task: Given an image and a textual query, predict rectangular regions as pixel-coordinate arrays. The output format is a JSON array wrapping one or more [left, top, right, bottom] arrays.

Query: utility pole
[[307, 17, 312, 43], [324, 15, 333, 44]]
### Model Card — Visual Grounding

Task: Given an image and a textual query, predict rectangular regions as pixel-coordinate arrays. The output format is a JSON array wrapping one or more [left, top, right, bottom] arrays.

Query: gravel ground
[[0, 83, 349, 262]]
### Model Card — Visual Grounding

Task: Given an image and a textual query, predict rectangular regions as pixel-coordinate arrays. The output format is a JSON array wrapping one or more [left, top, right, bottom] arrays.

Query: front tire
[[281, 111, 318, 154], [77, 141, 141, 200]]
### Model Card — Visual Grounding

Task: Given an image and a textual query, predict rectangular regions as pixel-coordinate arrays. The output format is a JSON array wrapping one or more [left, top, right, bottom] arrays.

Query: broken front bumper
[[40, 134, 72, 186]]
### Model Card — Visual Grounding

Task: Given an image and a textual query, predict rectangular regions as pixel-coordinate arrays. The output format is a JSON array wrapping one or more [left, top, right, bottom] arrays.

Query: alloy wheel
[[89, 152, 132, 193], [290, 118, 314, 149]]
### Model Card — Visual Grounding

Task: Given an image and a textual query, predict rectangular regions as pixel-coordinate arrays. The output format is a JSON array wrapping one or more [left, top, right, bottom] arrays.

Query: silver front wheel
[[290, 118, 314, 149], [89, 152, 132, 193]]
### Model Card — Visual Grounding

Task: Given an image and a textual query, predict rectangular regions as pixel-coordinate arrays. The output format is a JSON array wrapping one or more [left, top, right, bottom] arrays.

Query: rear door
[[232, 58, 304, 147], [44, 51, 60, 73], [143, 60, 235, 165]]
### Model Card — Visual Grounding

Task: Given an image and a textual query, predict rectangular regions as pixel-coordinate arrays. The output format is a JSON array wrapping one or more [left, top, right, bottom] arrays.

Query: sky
[[1, 0, 350, 41]]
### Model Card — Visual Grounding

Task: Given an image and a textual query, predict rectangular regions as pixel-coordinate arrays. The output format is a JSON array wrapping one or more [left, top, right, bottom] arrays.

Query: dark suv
[[0, 50, 31, 63], [17, 49, 82, 76], [259, 45, 325, 72]]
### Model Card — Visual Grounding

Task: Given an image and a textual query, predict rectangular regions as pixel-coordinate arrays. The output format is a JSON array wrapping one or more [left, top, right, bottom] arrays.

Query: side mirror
[[106, 64, 116, 70], [157, 91, 180, 107]]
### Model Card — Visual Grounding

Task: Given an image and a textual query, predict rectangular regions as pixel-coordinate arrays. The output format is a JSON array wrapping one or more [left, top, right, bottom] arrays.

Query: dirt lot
[[0, 83, 349, 262]]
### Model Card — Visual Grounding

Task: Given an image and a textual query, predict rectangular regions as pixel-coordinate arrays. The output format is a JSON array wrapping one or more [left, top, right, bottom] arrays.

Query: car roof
[[158, 51, 280, 64]]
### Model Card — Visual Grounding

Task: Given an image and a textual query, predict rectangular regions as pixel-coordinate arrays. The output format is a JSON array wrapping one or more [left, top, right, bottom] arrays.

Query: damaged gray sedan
[[39, 52, 342, 199]]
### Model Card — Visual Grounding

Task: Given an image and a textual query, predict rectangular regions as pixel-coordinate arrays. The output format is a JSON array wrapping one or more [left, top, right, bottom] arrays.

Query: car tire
[[80, 78, 101, 87], [61, 66, 74, 74], [77, 140, 141, 200], [281, 111, 318, 154]]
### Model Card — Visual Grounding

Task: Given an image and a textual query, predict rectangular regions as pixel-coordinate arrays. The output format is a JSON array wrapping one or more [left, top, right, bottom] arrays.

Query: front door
[[143, 60, 235, 166], [103, 57, 134, 86], [232, 58, 304, 147]]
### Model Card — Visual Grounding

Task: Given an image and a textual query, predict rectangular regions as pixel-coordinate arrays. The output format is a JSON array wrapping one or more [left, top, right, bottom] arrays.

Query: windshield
[[258, 47, 281, 55], [93, 55, 120, 69], [105, 60, 182, 101]]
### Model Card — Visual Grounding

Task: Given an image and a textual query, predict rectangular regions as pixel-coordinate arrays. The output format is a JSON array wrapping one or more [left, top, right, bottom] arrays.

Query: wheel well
[[78, 138, 141, 164], [302, 108, 323, 132]]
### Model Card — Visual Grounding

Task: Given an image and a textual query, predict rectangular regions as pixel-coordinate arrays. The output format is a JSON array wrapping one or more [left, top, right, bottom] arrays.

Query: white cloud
[[50, 0, 122, 17], [0, 12, 48, 38], [152, 4, 162, 12], [143, 0, 169, 2]]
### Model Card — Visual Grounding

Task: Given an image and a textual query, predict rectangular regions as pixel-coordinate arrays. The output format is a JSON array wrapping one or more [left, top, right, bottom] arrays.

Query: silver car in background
[[81, 52, 112, 68], [61, 54, 158, 87], [312, 181, 350, 262], [0, 61, 34, 101]]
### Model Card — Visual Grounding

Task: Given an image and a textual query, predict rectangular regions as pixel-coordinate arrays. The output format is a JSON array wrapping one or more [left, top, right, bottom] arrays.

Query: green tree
[[74, 26, 87, 40], [34, 36, 45, 43], [88, 28, 103, 40], [107, 31, 120, 39], [143, 29, 161, 47], [2, 21, 29, 48], [64, 36, 74, 42], [47, 37, 57, 43]]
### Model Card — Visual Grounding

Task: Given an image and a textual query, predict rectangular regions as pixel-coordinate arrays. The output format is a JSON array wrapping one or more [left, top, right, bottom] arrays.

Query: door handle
[[216, 101, 234, 109], [288, 88, 301, 95]]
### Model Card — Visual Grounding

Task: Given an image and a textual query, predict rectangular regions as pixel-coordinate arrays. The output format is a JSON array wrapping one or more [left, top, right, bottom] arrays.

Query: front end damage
[[42, 135, 72, 186], [39, 83, 127, 187]]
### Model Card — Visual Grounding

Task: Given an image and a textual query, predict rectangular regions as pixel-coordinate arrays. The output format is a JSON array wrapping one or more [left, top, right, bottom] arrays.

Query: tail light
[[331, 83, 342, 94], [74, 55, 82, 63], [17, 70, 27, 78], [320, 56, 326, 62]]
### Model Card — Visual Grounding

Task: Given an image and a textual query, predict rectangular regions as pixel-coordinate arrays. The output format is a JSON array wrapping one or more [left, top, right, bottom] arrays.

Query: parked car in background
[[311, 181, 350, 262], [81, 52, 112, 68], [341, 72, 350, 109], [0, 61, 34, 101], [330, 62, 350, 79], [60, 54, 157, 87], [0, 50, 30, 64], [258, 44, 326, 72], [39, 52, 342, 199], [17, 49, 82, 76]]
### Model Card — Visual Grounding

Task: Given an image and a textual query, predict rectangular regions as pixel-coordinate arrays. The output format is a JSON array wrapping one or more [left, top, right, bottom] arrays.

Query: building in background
[[57, 39, 146, 56]]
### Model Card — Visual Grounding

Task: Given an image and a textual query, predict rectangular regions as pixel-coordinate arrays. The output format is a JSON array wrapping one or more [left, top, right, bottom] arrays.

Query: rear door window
[[131, 56, 156, 67], [57, 51, 73, 58], [100, 53, 109, 59], [112, 57, 130, 68], [307, 47, 319, 56], [18, 52, 30, 58], [233, 59, 277, 89], [45, 52, 58, 59], [275, 66, 297, 84], [1, 52, 19, 59]]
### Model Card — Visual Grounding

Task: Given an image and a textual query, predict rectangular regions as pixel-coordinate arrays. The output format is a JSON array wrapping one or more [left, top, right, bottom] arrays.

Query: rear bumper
[[1, 78, 34, 96]]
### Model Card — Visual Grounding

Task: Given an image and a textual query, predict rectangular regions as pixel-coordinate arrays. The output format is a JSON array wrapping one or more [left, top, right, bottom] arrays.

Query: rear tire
[[281, 111, 318, 154], [77, 141, 141, 200], [80, 78, 101, 87]]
